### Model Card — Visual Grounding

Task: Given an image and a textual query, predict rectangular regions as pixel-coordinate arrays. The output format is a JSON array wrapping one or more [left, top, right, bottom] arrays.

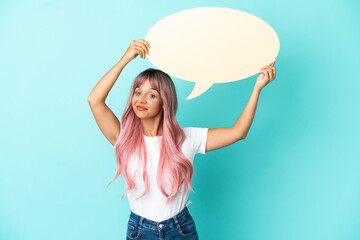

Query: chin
[[135, 112, 151, 118]]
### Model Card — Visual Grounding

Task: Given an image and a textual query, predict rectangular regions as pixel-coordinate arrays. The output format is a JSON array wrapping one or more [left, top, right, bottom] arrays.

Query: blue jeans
[[126, 206, 199, 239]]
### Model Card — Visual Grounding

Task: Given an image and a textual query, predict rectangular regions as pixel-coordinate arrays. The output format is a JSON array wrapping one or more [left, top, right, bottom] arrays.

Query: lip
[[137, 106, 148, 111]]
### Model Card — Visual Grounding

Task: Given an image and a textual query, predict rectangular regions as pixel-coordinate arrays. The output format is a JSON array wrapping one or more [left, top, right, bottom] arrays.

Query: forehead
[[135, 79, 158, 91]]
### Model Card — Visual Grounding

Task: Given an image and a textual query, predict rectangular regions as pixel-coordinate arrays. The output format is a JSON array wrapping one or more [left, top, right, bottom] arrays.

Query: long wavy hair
[[107, 68, 194, 204]]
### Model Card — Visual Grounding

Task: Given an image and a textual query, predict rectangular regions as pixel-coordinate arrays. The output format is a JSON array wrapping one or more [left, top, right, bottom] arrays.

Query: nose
[[139, 94, 146, 103]]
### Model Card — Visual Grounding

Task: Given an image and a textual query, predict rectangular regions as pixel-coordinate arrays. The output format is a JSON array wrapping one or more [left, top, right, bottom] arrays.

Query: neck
[[141, 117, 163, 137]]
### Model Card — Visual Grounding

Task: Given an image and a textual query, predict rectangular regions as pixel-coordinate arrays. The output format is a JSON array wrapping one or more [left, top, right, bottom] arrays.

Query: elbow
[[87, 98, 94, 106], [238, 133, 247, 140], [88, 95, 105, 106], [87, 96, 99, 106], [87, 95, 93, 104], [233, 129, 247, 141]]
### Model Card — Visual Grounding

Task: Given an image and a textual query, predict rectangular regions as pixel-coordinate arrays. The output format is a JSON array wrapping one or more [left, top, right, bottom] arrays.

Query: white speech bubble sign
[[145, 7, 280, 100]]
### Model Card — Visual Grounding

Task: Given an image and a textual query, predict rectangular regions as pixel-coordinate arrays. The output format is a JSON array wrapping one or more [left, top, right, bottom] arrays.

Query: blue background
[[1, 0, 359, 239]]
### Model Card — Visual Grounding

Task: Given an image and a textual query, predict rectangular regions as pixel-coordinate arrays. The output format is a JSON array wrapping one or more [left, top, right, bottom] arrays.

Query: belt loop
[[173, 213, 181, 229], [138, 216, 144, 229]]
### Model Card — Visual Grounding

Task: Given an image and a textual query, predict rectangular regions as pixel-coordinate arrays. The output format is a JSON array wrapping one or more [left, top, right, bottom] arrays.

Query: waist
[[129, 206, 191, 230]]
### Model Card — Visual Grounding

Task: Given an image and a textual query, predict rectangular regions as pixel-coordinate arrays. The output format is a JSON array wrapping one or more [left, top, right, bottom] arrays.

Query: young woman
[[88, 39, 276, 240]]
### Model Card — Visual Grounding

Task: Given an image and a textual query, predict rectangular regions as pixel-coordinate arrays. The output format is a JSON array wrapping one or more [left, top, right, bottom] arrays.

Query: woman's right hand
[[122, 39, 151, 62]]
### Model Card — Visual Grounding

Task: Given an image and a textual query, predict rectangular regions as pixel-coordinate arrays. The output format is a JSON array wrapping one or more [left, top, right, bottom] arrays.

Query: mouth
[[136, 106, 148, 111]]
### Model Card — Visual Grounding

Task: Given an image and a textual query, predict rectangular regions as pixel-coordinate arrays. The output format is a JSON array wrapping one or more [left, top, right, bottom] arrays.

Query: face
[[132, 79, 163, 119]]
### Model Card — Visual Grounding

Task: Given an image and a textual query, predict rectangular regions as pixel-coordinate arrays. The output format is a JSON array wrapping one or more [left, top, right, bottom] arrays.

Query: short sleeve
[[112, 123, 122, 148], [188, 127, 208, 155]]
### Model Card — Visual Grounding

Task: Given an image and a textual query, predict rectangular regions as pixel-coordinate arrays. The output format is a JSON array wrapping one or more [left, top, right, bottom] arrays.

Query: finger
[[261, 65, 276, 69], [262, 64, 276, 70], [260, 70, 267, 77], [134, 46, 144, 58], [141, 41, 150, 55], [261, 66, 276, 70], [270, 58, 277, 67], [259, 70, 268, 81], [264, 69, 270, 81], [141, 39, 151, 49], [139, 42, 149, 58], [134, 43, 146, 58], [144, 44, 150, 55], [267, 68, 274, 80], [271, 66, 277, 79]]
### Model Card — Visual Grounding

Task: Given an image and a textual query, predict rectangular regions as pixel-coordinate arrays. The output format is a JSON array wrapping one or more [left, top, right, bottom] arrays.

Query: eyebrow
[[135, 86, 158, 92]]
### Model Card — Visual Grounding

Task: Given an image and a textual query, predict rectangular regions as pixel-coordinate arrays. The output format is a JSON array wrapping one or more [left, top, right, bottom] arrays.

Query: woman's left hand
[[255, 59, 277, 91]]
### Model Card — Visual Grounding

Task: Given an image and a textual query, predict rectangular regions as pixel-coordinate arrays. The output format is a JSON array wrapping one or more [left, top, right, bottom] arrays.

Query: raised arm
[[205, 59, 277, 152], [87, 39, 151, 146], [87, 57, 127, 146]]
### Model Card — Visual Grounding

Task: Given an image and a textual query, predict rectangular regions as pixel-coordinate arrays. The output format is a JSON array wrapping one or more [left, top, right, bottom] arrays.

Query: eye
[[135, 91, 155, 98]]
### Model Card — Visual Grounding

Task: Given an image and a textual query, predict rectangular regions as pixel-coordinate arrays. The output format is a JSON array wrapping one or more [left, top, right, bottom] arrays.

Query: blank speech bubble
[[145, 7, 280, 100]]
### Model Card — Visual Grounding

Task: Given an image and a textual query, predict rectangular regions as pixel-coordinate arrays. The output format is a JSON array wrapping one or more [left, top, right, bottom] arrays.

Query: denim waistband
[[129, 206, 191, 231]]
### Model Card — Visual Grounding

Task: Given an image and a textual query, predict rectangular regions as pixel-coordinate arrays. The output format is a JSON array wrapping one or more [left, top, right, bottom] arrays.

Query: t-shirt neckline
[[144, 135, 163, 139]]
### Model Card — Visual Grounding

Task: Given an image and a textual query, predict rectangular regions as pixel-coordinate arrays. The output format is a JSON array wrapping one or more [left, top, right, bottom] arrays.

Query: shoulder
[[182, 127, 191, 134], [181, 127, 208, 143], [182, 127, 198, 138], [181, 127, 208, 155], [182, 127, 208, 134]]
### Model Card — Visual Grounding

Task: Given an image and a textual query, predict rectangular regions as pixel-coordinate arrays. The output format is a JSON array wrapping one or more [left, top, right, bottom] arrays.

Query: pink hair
[[107, 68, 194, 204]]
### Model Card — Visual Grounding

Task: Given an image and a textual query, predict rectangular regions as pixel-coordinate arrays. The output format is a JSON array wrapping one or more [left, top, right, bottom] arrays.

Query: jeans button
[[159, 223, 164, 228]]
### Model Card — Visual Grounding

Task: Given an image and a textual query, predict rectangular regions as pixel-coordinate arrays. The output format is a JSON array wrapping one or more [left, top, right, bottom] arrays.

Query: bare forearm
[[233, 86, 262, 139], [87, 57, 130, 104]]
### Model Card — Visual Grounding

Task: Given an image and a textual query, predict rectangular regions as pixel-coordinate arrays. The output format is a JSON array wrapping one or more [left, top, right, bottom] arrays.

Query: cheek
[[156, 102, 163, 111], [132, 97, 137, 105], [148, 102, 161, 112]]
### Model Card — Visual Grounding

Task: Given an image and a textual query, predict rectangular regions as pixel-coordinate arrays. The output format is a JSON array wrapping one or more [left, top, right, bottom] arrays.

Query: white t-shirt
[[112, 126, 208, 222]]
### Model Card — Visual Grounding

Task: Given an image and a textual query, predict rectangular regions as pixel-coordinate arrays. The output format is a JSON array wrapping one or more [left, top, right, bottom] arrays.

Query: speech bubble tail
[[185, 81, 214, 100]]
